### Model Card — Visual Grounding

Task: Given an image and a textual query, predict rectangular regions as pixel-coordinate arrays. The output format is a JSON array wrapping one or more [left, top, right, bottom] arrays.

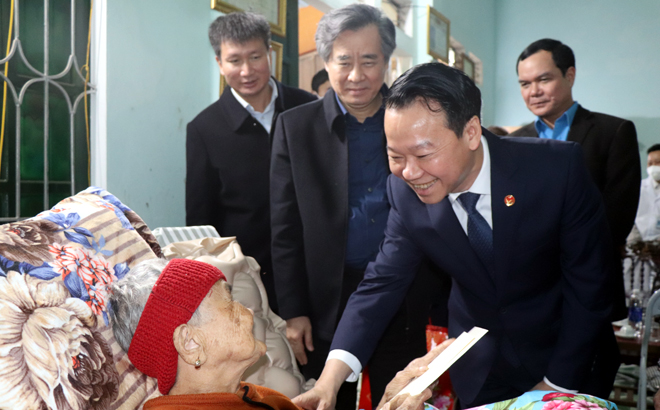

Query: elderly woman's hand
[[376, 339, 454, 410]]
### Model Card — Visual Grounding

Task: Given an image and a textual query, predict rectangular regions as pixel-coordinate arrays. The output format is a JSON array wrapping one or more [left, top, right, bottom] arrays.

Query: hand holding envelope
[[378, 327, 488, 410]]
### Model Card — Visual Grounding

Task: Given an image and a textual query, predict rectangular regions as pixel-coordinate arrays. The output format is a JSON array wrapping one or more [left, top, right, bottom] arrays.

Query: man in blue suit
[[294, 62, 619, 410]]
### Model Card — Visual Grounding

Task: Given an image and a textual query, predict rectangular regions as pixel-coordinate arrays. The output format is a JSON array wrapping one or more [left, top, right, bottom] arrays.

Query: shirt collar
[[652, 176, 660, 190], [534, 101, 579, 133], [448, 135, 491, 202], [230, 77, 278, 114]]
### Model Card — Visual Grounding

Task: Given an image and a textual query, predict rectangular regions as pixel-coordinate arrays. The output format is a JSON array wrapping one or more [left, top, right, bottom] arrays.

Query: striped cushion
[[152, 225, 220, 246]]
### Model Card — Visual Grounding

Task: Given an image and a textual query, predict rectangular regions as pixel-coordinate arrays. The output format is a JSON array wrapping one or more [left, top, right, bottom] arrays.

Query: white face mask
[[648, 165, 660, 181]]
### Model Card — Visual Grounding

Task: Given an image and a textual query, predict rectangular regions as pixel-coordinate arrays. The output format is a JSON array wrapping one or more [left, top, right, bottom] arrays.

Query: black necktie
[[457, 192, 494, 273]]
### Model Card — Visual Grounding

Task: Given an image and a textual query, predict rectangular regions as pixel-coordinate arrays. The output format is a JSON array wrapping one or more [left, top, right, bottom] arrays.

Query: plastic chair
[[639, 289, 660, 410]]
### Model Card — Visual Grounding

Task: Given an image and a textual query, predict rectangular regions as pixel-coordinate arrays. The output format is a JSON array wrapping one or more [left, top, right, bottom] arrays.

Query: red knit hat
[[127, 258, 226, 395]]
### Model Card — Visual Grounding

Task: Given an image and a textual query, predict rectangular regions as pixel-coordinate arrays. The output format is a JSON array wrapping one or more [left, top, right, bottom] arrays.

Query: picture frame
[[219, 40, 283, 97], [427, 5, 450, 63], [211, 0, 287, 37], [462, 53, 475, 80]]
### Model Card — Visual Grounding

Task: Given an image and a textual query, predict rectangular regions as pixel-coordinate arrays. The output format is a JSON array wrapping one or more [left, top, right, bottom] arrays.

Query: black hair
[[386, 62, 481, 137], [648, 144, 660, 155], [311, 69, 329, 93], [516, 38, 575, 76], [208, 12, 270, 58]]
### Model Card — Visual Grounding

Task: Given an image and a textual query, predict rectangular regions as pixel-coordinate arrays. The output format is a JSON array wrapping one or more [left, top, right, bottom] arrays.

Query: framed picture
[[462, 53, 475, 80], [427, 6, 450, 63], [219, 40, 283, 96], [211, 0, 287, 37]]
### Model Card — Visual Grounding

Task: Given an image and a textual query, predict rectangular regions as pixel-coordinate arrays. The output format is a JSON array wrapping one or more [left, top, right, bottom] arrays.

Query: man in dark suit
[[511, 38, 640, 320], [294, 62, 618, 410], [271, 4, 436, 408], [186, 12, 315, 312]]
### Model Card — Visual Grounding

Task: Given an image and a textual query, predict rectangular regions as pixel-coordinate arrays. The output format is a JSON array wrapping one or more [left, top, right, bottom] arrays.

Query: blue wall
[[433, 0, 497, 127], [494, 0, 660, 171], [106, 1, 217, 228]]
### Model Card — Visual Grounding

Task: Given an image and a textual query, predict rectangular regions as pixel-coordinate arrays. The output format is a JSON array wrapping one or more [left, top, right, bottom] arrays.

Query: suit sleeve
[[330, 176, 425, 366], [270, 115, 311, 320], [546, 143, 615, 388], [603, 120, 640, 246], [185, 121, 221, 227]]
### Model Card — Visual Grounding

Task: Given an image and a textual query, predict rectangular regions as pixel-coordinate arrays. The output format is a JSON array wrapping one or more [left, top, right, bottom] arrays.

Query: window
[[0, 0, 93, 221]]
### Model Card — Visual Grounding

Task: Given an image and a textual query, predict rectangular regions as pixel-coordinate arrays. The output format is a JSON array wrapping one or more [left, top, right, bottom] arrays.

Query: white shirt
[[634, 176, 660, 241], [230, 77, 278, 134], [328, 136, 576, 393]]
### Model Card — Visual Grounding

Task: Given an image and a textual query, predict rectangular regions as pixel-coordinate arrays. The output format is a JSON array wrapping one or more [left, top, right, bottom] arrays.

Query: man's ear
[[215, 55, 224, 76], [565, 66, 576, 86], [173, 324, 206, 367], [464, 116, 482, 150]]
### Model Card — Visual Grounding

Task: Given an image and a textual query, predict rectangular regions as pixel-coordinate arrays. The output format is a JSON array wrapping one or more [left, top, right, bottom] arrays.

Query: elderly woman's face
[[198, 281, 266, 366]]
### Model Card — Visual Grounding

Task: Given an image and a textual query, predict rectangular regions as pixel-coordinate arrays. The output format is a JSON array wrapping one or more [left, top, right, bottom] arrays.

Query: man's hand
[[377, 339, 455, 410], [286, 316, 314, 365], [293, 359, 353, 410], [529, 381, 553, 391]]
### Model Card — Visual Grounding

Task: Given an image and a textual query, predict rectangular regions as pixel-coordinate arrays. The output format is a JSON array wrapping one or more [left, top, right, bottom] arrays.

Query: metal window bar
[[0, 0, 95, 222]]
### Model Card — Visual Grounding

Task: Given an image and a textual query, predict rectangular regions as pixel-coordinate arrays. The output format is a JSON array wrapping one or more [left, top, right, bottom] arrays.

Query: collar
[[534, 100, 579, 133], [230, 77, 278, 114], [652, 176, 660, 190], [448, 135, 491, 203]]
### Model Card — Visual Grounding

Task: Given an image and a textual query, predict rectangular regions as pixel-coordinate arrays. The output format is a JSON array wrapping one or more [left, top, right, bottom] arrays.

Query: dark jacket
[[331, 131, 618, 405], [510, 105, 640, 319], [186, 80, 315, 283]]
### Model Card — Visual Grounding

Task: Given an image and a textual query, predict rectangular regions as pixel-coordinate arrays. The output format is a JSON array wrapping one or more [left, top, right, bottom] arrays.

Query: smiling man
[[270, 4, 437, 408], [186, 12, 315, 313], [510, 39, 640, 322], [293, 62, 619, 410]]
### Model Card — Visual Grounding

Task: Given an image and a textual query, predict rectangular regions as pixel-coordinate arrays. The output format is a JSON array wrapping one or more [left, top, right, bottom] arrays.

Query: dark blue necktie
[[458, 192, 494, 273]]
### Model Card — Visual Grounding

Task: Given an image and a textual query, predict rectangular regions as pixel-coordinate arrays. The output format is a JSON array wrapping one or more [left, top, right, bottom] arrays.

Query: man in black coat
[[511, 38, 640, 321], [186, 12, 315, 311]]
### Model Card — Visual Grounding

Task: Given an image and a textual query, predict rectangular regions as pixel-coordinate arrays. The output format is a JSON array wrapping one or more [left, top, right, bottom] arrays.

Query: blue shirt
[[534, 101, 579, 141], [336, 94, 390, 270]]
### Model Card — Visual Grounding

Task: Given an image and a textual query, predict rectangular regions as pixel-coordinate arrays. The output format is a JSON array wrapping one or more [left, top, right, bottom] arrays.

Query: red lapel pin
[[504, 195, 515, 207]]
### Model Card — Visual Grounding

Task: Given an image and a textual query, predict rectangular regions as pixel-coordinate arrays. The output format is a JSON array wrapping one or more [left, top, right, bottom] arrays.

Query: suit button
[[253, 123, 257, 127], [371, 218, 376, 223], [367, 187, 373, 192]]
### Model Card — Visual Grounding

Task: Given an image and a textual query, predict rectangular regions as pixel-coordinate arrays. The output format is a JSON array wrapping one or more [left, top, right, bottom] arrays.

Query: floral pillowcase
[[0, 187, 162, 410]]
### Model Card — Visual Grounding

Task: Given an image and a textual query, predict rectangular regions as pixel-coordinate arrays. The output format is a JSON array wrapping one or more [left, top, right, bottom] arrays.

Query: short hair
[[108, 258, 204, 353], [208, 12, 271, 58], [311, 69, 329, 93], [517, 38, 575, 76], [386, 62, 482, 138], [315, 4, 395, 63], [648, 144, 660, 155]]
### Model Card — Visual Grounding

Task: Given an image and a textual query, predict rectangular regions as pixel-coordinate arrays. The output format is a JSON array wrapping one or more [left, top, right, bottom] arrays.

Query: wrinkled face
[[517, 50, 575, 125], [648, 151, 660, 167], [385, 100, 482, 204], [198, 281, 266, 366], [324, 24, 387, 115], [217, 38, 271, 103]]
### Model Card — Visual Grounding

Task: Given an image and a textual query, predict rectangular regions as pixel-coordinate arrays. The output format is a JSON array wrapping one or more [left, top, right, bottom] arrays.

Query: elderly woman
[[108, 257, 447, 410], [108, 258, 299, 409]]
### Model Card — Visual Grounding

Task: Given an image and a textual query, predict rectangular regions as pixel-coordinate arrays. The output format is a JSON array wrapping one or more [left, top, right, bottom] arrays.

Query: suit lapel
[[486, 132, 525, 292], [566, 105, 593, 145], [427, 198, 496, 289], [220, 85, 254, 133]]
